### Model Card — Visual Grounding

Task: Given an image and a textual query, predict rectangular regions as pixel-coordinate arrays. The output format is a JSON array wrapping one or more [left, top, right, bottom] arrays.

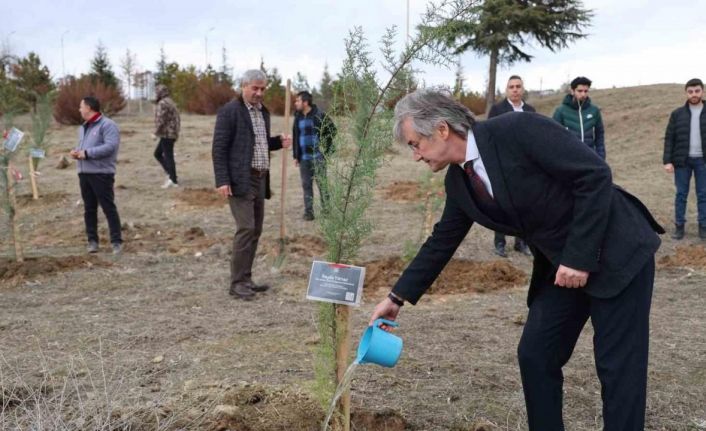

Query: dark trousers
[[299, 158, 328, 216], [494, 231, 526, 249], [517, 258, 654, 431], [228, 174, 266, 287], [79, 173, 122, 244], [154, 138, 178, 183], [674, 156, 706, 226]]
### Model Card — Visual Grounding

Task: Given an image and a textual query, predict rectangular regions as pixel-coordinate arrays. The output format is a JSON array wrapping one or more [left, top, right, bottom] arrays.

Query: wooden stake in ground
[[277, 79, 292, 262], [335, 304, 351, 431], [6, 165, 24, 262], [28, 155, 39, 200]]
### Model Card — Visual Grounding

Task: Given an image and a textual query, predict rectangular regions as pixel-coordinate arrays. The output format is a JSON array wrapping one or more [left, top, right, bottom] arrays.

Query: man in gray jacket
[[70, 96, 123, 254]]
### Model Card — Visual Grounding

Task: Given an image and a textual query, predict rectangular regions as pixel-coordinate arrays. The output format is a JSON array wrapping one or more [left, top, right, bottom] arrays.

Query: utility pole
[[204, 26, 215, 69], [406, 0, 410, 47], [61, 30, 69, 79]]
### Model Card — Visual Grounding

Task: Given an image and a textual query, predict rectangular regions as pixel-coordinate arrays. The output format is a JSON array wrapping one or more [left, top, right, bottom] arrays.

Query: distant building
[[133, 71, 155, 101]]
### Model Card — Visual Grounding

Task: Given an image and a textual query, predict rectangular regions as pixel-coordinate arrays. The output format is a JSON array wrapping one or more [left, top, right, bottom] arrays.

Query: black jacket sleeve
[[212, 103, 235, 187], [292, 114, 300, 161], [268, 135, 283, 151], [487, 103, 501, 119], [663, 110, 677, 164], [594, 111, 606, 160], [392, 181, 473, 305], [320, 113, 337, 155]]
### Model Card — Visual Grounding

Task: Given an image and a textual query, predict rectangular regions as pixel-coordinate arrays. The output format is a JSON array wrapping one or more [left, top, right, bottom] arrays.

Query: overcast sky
[[4, 0, 705, 93]]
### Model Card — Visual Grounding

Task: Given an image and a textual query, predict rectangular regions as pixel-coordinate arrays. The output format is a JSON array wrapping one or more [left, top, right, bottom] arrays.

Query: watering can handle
[[373, 318, 399, 328]]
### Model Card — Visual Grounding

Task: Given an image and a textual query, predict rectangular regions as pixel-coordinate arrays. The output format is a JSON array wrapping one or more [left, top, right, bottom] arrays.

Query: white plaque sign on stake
[[3, 127, 25, 152], [306, 261, 365, 306], [30, 148, 46, 159]]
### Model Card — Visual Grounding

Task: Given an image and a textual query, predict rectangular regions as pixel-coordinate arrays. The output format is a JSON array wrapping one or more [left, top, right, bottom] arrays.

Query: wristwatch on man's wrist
[[387, 292, 404, 307]]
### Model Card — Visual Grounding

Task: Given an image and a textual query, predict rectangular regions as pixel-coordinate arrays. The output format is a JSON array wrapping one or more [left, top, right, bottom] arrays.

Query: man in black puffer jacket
[[663, 78, 706, 240]]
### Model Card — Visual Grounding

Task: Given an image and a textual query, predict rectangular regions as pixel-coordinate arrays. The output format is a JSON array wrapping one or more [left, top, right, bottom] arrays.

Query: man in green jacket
[[553, 76, 606, 159]]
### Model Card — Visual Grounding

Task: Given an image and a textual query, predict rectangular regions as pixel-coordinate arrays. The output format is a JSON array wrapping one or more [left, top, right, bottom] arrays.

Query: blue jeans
[[674, 157, 706, 226]]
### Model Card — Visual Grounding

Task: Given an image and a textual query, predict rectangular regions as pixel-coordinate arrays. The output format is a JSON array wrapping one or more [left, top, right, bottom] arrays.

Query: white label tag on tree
[[306, 261, 365, 306], [3, 127, 25, 152], [30, 148, 46, 159]]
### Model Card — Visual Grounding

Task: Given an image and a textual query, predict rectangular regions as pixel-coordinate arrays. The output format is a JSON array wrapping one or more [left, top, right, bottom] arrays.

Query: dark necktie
[[464, 161, 494, 203]]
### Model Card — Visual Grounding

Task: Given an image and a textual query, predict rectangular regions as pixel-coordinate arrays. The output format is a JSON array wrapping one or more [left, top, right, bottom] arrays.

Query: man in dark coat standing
[[663, 78, 706, 240], [292, 90, 337, 221], [487, 75, 535, 257], [369, 90, 663, 431], [212, 69, 292, 300]]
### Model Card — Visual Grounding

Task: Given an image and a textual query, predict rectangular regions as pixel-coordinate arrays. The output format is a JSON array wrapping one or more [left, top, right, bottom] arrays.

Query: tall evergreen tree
[[293, 71, 310, 92], [0, 48, 22, 116], [429, 0, 592, 112], [155, 46, 168, 84], [218, 45, 233, 86], [263, 66, 286, 114], [89, 42, 119, 88], [318, 63, 334, 112], [10, 52, 54, 112]]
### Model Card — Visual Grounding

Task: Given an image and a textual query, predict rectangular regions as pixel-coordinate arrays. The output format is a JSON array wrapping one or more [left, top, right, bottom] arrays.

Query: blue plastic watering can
[[355, 318, 403, 367]]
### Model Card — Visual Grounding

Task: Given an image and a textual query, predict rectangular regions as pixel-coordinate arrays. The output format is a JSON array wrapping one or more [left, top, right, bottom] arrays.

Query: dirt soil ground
[[1, 85, 705, 430]]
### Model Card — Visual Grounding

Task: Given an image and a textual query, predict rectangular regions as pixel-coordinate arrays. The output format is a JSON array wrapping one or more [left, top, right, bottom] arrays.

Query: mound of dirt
[[658, 245, 706, 269], [364, 257, 527, 295], [383, 180, 421, 202], [262, 235, 327, 258], [211, 385, 323, 431], [206, 384, 407, 431], [351, 408, 408, 431], [287, 234, 327, 257], [0, 255, 111, 283], [178, 188, 226, 208]]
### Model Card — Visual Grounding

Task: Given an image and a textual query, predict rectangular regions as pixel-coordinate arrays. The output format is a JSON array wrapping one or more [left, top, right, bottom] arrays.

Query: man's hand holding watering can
[[368, 292, 405, 331]]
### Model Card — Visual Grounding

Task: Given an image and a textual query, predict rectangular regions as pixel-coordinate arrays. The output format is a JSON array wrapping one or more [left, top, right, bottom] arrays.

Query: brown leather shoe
[[247, 281, 270, 292], [229, 283, 255, 300]]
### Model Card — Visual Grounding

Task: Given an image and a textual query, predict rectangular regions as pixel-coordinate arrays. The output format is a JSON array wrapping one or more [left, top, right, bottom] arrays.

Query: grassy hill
[[527, 83, 687, 228]]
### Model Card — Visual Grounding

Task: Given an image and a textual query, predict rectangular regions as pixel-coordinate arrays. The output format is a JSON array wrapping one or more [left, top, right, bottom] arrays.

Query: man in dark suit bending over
[[369, 90, 663, 431]]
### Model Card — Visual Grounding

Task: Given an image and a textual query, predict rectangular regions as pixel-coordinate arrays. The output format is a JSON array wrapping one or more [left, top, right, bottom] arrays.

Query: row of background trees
[[1, 0, 590, 125], [0, 42, 491, 126]]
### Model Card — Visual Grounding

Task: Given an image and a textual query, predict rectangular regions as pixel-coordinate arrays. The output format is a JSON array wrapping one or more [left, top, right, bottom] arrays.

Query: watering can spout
[[355, 318, 403, 367]]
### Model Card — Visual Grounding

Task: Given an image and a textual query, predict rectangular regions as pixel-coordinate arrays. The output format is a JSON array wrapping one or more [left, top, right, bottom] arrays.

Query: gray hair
[[240, 69, 267, 86], [393, 89, 475, 143]]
